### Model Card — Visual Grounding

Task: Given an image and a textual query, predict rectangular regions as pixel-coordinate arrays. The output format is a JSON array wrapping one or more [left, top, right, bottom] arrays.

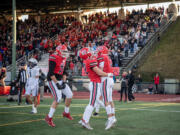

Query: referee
[[16, 62, 28, 105]]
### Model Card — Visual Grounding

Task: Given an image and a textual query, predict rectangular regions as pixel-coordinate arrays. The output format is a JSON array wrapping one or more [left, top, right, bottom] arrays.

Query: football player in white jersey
[[25, 58, 40, 114]]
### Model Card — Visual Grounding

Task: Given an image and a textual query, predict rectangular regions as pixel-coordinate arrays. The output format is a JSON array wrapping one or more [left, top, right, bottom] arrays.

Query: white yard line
[[0, 104, 87, 109], [0, 105, 31, 109], [1, 104, 180, 113], [114, 105, 180, 113], [129, 108, 180, 113]]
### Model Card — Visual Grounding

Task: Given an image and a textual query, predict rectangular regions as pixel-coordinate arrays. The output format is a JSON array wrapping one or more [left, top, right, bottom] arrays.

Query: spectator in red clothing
[[70, 60, 74, 75], [154, 73, 160, 94]]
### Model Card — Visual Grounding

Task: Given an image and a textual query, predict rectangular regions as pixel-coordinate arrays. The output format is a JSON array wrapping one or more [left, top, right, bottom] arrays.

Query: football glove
[[56, 82, 66, 90]]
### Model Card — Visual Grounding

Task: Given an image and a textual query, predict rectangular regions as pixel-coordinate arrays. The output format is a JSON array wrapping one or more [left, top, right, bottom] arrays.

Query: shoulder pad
[[49, 54, 58, 61]]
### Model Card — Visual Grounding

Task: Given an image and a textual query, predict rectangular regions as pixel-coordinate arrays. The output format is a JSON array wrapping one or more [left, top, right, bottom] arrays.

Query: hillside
[[137, 17, 180, 82]]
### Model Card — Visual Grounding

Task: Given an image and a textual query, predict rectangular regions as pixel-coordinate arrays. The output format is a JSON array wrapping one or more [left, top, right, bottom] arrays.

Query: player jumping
[[45, 45, 73, 127], [79, 47, 114, 130], [96, 46, 117, 130]]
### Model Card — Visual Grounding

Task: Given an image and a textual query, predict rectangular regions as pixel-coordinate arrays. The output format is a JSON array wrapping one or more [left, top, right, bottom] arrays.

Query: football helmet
[[79, 47, 92, 60], [28, 58, 38, 64], [28, 58, 38, 68], [96, 46, 109, 56], [56, 45, 69, 58]]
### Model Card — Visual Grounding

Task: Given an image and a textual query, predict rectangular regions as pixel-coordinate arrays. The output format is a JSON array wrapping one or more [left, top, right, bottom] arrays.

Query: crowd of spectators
[[0, 15, 76, 67], [0, 7, 164, 74], [53, 7, 164, 74]]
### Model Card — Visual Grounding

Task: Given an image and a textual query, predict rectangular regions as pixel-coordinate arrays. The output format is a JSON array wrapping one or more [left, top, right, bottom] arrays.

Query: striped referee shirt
[[17, 69, 28, 83]]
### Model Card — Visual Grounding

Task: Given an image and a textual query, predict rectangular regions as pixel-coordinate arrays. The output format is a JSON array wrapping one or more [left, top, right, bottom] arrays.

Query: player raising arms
[[96, 46, 117, 130], [45, 45, 73, 127], [79, 47, 113, 130]]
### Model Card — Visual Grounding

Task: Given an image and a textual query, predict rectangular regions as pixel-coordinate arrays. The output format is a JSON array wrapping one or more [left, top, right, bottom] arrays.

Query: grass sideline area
[[0, 97, 180, 135], [137, 17, 180, 81]]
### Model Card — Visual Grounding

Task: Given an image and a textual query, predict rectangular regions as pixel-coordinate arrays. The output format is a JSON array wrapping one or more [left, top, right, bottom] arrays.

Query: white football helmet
[[28, 58, 38, 68], [28, 58, 38, 64]]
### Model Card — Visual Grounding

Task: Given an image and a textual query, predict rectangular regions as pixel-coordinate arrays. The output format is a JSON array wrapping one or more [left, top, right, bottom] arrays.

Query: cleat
[[81, 119, 93, 130], [63, 112, 74, 120], [113, 118, 117, 124], [112, 118, 117, 127], [78, 120, 82, 124], [45, 115, 56, 127], [31, 108, 37, 114], [105, 119, 115, 130], [105, 120, 109, 127], [93, 112, 99, 116], [30, 110, 37, 114], [25, 102, 30, 105]]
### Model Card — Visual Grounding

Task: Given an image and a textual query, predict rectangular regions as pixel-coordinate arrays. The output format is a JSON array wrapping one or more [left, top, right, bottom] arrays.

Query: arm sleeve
[[89, 60, 98, 69], [48, 61, 56, 77], [97, 57, 104, 63]]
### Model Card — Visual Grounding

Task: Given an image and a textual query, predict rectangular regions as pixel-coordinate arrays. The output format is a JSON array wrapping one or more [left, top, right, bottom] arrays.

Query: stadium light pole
[[12, 0, 16, 81]]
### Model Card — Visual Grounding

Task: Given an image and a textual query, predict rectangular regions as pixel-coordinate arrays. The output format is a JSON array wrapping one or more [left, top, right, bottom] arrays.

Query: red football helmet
[[96, 46, 109, 56], [79, 47, 92, 60], [56, 45, 68, 58]]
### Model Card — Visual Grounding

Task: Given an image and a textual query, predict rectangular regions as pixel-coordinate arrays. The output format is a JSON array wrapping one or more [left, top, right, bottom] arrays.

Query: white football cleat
[[112, 118, 117, 127], [81, 120, 93, 130], [105, 120, 109, 127], [113, 118, 117, 124], [31, 108, 37, 114], [78, 120, 82, 124], [105, 119, 114, 130]]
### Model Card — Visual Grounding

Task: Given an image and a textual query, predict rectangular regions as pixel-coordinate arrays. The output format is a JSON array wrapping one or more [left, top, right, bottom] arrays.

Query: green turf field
[[0, 97, 180, 135]]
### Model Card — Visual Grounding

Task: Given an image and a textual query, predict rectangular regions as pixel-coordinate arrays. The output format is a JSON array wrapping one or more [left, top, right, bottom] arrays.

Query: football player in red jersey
[[96, 46, 117, 130], [78, 47, 113, 130], [45, 45, 73, 127]]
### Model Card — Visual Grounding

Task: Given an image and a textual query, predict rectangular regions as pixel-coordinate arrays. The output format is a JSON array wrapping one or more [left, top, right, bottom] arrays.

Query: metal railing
[[6, 50, 35, 71], [125, 14, 176, 72], [6, 31, 59, 72]]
